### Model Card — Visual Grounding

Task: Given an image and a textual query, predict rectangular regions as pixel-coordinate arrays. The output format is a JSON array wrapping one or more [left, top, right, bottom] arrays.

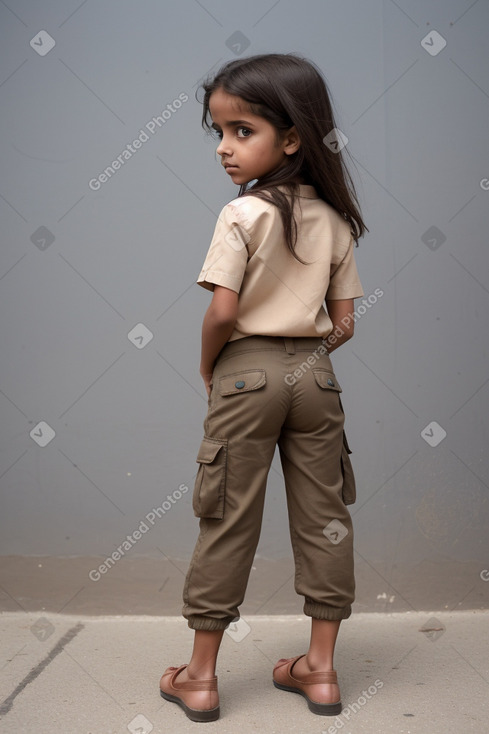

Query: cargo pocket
[[340, 431, 356, 505], [313, 369, 356, 505], [312, 368, 342, 394], [218, 369, 266, 396], [192, 436, 228, 519]]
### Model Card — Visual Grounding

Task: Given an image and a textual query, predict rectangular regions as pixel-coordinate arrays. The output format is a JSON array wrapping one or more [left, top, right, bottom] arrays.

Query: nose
[[216, 134, 232, 158]]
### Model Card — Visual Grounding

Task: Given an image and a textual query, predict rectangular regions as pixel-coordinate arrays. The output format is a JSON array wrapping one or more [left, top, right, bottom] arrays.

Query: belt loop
[[284, 337, 296, 354]]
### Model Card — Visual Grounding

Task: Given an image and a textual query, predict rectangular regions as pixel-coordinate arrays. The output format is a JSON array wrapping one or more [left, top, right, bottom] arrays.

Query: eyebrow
[[211, 119, 255, 129]]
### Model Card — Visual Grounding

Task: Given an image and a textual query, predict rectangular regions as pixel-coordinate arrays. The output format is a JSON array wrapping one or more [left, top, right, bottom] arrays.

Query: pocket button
[[327, 378, 335, 387], [235, 380, 245, 389]]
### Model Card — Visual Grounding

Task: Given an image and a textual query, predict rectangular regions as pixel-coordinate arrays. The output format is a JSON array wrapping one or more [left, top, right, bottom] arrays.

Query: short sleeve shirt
[[197, 184, 364, 341]]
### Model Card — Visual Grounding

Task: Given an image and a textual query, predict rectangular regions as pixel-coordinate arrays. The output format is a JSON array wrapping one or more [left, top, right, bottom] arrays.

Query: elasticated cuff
[[185, 615, 233, 631], [303, 600, 352, 621]]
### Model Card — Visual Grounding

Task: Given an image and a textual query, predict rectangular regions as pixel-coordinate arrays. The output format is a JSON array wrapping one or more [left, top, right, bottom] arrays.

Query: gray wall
[[1, 1, 488, 602]]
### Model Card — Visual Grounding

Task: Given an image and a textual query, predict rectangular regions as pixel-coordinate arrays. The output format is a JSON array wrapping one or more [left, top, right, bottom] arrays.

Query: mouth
[[223, 163, 239, 172]]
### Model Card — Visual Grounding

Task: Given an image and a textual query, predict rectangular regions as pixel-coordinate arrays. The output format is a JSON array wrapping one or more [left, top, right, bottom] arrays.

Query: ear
[[282, 126, 301, 156]]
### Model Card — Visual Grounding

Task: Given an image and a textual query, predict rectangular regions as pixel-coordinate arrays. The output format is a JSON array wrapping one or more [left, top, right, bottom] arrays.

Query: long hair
[[200, 53, 368, 262]]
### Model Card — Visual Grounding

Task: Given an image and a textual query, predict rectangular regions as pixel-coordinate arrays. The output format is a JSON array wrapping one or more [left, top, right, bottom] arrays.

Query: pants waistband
[[220, 335, 328, 357]]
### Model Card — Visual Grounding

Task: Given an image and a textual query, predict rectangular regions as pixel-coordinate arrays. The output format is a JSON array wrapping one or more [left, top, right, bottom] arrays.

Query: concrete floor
[[0, 610, 488, 733]]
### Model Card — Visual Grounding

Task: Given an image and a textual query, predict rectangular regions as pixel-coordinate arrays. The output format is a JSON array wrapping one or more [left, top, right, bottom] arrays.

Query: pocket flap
[[312, 369, 342, 392], [196, 437, 225, 464], [219, 369, 266, 396]]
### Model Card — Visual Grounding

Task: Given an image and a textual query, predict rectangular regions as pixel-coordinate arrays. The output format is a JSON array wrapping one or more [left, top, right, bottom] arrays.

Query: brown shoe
[[159, 665, 220, 722], [273, 655, 342, 716]]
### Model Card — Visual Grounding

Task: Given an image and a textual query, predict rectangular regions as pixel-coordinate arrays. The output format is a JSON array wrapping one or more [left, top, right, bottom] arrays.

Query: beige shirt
[[197, 184, 364, 341]]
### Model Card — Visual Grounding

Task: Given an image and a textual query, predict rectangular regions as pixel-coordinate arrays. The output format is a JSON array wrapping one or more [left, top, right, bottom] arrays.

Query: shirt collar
[[297, 184, 318, 199], [275, 183, 318, 199]]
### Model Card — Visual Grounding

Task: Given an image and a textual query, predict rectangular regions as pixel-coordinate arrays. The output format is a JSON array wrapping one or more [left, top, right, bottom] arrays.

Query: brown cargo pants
[[182, 335, 356, 631]]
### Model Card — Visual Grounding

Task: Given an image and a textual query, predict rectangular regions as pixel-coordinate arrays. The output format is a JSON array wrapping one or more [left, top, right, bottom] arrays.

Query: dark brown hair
[[200, 53, 368, 261]]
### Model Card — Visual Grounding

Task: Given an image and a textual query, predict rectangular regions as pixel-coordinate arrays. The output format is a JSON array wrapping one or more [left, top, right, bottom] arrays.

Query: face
[[208, 88, 299, 185]]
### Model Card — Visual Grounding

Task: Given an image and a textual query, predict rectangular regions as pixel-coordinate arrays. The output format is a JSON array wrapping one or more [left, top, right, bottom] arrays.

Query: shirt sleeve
[[196, 202, 250, 293], [326, 235, 364, 300]]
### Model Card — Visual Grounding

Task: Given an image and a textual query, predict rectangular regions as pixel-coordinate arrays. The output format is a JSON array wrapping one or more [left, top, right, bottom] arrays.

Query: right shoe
[[273, 655, 342, 716], [159, 664, 220, 722]]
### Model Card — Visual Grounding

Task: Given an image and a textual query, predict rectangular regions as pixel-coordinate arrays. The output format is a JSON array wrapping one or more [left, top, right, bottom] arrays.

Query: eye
[[237, 127, 252, 138]]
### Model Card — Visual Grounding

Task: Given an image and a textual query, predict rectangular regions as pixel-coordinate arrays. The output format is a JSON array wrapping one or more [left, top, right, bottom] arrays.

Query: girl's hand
[[200, 285, 239, 398], [201, 371, 213, 397]]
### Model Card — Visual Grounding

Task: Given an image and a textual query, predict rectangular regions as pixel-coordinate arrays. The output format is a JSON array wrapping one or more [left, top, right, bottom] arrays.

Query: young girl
[[160, 53, 367, 723]]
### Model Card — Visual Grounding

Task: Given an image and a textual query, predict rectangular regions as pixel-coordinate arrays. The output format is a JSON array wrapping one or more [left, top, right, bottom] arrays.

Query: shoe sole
[[273, 680, 342, 716], [160, 689, 220, 722]]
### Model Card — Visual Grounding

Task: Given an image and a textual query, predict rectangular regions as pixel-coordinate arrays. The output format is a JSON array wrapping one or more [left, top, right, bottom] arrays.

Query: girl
[[160, 53, 367, 722]]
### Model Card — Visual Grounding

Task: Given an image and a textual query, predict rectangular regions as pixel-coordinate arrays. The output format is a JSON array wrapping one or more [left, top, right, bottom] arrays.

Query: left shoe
[[272, 654, 342, 716], [159, 664, 220, 722]]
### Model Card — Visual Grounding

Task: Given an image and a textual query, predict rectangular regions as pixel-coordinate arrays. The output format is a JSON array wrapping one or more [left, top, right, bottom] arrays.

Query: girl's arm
[[324, 298, 355, 353], [200, 285, 239, 394]]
